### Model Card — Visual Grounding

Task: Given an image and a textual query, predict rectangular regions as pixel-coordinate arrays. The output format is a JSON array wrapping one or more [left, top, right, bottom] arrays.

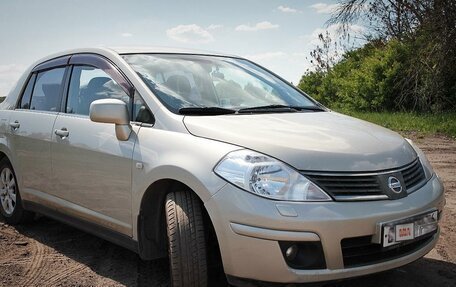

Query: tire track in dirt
[[19, 238, 50, 286], [0, 257, 32, 266], [44, 263, 88, 286], [0, 254, 69, 267]]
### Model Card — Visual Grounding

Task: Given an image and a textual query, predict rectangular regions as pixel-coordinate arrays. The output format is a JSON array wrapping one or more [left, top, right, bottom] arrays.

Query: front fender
[[134, 164, 227, 204], [131, 127, 238, 239]]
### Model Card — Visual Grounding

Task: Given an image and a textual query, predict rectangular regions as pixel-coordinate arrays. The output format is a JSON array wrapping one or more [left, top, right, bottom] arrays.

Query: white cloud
[[121, 32, 133, 37], [166, 24, 214, 43], [207, 24, 223, 30], [0, 64, 26, 97], [235, 21, 279, 32], [245, 51, 287, 61], [277, 5, 300, 13], [310, 3, 340, 14]]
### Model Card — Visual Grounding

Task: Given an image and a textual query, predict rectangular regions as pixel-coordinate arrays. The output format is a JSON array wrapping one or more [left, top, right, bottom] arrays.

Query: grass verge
[[341, 111, 456, 138]]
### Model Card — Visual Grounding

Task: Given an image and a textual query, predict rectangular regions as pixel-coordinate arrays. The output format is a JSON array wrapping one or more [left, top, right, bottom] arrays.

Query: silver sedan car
[[0, 47, 445, 286]]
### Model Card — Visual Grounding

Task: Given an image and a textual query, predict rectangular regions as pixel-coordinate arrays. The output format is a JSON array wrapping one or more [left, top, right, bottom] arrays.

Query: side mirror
[[89, 99, 132, 141]]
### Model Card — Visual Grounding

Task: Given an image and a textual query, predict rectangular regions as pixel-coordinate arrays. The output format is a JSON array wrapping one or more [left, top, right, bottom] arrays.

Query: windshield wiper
[[293, 105, 326, 112], [179, 107, 237, 115], [237, 105, 325, 113], [179, 105, 325, 115]]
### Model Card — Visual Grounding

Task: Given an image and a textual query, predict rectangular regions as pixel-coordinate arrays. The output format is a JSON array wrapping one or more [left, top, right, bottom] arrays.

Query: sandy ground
[[0, 135, 455, 287]]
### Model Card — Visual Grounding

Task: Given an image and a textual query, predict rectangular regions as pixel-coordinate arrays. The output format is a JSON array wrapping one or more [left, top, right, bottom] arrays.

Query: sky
[[0, 0, 345, 96]]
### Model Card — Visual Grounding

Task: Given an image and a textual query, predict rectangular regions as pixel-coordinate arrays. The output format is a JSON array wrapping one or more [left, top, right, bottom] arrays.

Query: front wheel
[[165, 190, 208, 287], [0, 158, 34, 224]]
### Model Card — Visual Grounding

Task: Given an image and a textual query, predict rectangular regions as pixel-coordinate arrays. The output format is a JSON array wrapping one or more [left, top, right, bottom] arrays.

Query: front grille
[[341, 232, 435, 268], [305, 174, 383, 199], [402, 159, 426, 191], [303, 159, 426, 201]]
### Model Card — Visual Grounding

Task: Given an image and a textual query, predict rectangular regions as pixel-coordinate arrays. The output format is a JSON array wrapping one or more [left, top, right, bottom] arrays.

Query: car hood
[[183, 112, 417, 172]]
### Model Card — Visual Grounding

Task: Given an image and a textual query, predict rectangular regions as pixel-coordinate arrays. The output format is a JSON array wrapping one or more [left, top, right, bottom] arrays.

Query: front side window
[[29, 67, 65, 112], [66, 66, 130, 116], [122, 54, 319, 114], [133, 92, 154, 124]]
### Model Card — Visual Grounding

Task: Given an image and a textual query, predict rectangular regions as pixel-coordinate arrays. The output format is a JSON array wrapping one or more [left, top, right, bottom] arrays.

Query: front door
[[50, 57, 136, 236]]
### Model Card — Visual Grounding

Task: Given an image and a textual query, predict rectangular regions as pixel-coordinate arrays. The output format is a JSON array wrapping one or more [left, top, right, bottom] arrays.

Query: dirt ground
[[0, 135, 455, 287]]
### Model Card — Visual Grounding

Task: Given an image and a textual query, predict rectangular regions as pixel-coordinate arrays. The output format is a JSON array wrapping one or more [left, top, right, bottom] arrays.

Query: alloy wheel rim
[[0, 167, 16, 215]]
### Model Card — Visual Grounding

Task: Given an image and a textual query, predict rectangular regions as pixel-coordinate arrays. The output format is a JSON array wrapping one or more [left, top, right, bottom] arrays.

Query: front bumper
[[205, 174, 445, 283]]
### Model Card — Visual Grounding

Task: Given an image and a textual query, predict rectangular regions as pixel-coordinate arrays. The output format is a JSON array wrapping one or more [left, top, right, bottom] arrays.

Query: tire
[[165, 190, 208, 287], [0, 158, 34, 224]]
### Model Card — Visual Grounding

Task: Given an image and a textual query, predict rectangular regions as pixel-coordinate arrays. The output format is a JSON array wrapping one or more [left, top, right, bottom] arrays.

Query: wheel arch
[[0, 150, 8, 162], [0, 143, 21, 186], [137, 178, 219, 261], [0, 144, 15, 170], [137, 178, 210, 260]]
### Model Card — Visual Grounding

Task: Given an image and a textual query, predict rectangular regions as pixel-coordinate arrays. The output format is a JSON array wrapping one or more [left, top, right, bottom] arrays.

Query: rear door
[[8, 58, 68, 199], [50, 54, 137, 236]]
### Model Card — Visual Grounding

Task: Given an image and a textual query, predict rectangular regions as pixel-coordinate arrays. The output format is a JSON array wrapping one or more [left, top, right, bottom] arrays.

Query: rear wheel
[[0, 158, 34, 224], [165, 190, 207, 287]]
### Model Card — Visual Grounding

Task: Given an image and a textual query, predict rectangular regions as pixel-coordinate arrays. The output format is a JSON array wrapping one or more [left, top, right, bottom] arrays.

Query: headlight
[[214, 149, 332, 201], [405, 139, 435, 180]]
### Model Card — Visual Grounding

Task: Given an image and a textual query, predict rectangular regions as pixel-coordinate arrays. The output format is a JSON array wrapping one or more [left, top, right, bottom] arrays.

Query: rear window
[[18, 74, 36, 109], [29, 67, 65, 112]]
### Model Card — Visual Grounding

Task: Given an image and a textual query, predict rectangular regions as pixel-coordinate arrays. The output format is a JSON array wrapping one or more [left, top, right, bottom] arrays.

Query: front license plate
[[382, 210, 438, 247]]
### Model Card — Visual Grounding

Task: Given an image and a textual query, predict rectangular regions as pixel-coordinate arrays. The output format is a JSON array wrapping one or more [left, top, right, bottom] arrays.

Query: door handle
[[55, 128, 69, 139], [9, 121, 20, 130]]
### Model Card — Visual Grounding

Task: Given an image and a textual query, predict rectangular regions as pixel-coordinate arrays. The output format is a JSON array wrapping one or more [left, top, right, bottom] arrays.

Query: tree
[[309, 31, 340, 74], [329, 0, 432, 39]]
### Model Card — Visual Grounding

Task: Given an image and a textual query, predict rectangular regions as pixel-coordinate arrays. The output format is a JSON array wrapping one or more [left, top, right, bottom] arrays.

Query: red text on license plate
[[395, 223, 414, 241]]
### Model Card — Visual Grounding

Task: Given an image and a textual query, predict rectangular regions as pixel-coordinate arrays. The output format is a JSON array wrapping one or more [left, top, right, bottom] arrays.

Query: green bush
[[299, 40, 409, 112], [299, 35, 456, 113]]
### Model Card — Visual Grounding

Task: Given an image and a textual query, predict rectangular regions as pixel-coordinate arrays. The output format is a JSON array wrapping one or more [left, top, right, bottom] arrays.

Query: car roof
[[35, 47, 240, 64], [109, 46, 239, 57]]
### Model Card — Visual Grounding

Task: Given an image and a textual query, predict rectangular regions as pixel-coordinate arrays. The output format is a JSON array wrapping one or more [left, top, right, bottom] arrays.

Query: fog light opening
[[279, 241, 326, 270], [285, 244, 298, 261]]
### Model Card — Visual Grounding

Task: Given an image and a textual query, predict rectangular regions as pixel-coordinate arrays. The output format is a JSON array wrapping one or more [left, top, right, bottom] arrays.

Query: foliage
[[329, 0, 433, 40], [300, 0, 456, 113], [299, 39, 406, 111]]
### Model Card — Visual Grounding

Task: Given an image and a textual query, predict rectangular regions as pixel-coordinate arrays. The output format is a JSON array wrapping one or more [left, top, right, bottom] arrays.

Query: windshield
[[122, 54, 321, 114]]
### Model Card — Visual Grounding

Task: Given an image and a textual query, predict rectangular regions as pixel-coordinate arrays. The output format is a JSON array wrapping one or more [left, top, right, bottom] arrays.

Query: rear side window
[[29, 67, 65, 112], [18, 74, 37, 109], [66, 65, 131, 116]]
